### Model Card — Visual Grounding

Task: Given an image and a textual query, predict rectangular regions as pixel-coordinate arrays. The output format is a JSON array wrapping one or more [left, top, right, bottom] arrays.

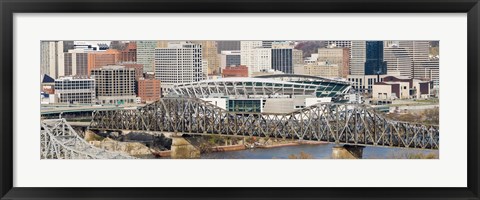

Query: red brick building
[[121, 63, 144, 81], [87, 49, 120, 76], [120, 42, 137, 63], [138, 78, 161, 103], [222, 65, 248, 78]]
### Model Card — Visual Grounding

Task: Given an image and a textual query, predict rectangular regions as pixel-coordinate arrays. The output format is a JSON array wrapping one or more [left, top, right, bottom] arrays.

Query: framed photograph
[[1, 0, 479, 199]]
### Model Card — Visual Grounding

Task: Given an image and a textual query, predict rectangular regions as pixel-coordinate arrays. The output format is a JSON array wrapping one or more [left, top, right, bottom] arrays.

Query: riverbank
[[154, 140, 329, 158]]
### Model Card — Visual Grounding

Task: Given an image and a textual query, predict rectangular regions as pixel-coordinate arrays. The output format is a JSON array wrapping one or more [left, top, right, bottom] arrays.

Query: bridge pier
[[331, 145, 365, 159], [170, 136, 200, 159]]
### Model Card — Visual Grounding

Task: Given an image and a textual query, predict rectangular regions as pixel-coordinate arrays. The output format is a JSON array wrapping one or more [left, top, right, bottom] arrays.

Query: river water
[[200, 143, 438, 159]]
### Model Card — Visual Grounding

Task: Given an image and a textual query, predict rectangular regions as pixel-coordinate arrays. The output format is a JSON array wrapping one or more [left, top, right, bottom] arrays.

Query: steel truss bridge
[[89, 98, 439, 149], [41, 119, 134, 159]]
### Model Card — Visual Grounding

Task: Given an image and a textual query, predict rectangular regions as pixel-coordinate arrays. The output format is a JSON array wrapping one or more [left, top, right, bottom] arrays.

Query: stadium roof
[[255, 74, 350, 85]]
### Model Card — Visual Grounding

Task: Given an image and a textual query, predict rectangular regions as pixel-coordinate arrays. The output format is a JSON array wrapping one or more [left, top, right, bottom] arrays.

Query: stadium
[[169, 74, 353, 113]]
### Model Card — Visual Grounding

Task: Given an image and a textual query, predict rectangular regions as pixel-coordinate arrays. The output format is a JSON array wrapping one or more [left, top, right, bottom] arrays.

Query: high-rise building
[[63, 49, 92, 78], [216, 41, 241, 53], [250, 48, 272, 75], [317, 47, 350, 77], [87, 49, 120, 76], [192, 41, 220, 75], [383, 44, 412, 78], [138, 78, 161, 103], [137, 41, 157, 73], [90, 65, 136, 104], [397, 41, 439, 86], [54, 77, 95, 104], [241, 41, 263, 67], [271, 48, 303, 74], [350, 41, 366, 75], [220, 50, 241, 68], [154, 42, 204, 92], [364, 41, 387, 75], [40, 41, 65, 78]]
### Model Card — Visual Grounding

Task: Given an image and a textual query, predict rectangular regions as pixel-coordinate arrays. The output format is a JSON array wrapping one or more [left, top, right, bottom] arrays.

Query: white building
[[250, 48, 272, 76], [41, 41, 65, 78], [54, 77, 96, 104], [241, 41, 273, 76], [154, 42, 204, 92], [304, 53, 319, 64], [90, 65, 136, 105]]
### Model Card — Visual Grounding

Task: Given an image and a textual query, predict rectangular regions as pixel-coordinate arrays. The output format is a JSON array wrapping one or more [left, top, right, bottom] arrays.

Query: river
[[200, 143, 438, 159]]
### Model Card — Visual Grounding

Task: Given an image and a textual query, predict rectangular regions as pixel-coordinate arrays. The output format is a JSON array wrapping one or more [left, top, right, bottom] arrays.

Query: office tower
[[63, 49, 92, 78], [191, 41, 220, 75], [40, 41, 65, 78], [87, 49, 120, 76], [397, 41, 439, 86], [154, 42, 204, 91], [271, 48, 303, 74], [90, 65, 136, 104], [364, 41, 387, 75], [138, 78, 161, 103], [241, 41, 266, 76], [216, 41, 241, 53], [241, 41, 263, 66], [137, 41, 157, 73], [383, 44, 412, 77], [317, 47, 350, 77], [220, 50, 241, 68], [54, 77, 95, 104], [349, 41, 366, 75], [250, 48, 272, 75]]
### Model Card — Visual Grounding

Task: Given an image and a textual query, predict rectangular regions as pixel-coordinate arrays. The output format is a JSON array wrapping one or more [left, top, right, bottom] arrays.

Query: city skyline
[[40, 40, 440, 160]]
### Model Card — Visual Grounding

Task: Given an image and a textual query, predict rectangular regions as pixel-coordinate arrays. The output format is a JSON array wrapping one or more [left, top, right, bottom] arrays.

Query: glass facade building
[[271, 49, 293, 74], [364, 41, 387, 75]]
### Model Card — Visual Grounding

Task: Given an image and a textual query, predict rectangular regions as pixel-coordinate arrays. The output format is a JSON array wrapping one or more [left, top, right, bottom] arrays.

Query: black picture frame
[[1, 0, 479, 199]]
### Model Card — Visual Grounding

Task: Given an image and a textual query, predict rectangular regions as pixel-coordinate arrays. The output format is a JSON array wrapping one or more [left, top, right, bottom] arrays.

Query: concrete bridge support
[[171, 136, 200, 159], [331, 145, 365, 159]]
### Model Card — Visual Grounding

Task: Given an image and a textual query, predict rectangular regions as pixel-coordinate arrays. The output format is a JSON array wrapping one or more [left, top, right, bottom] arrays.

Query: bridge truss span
[[90, 98, 439, 149], [41, 119, 134, 159]]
